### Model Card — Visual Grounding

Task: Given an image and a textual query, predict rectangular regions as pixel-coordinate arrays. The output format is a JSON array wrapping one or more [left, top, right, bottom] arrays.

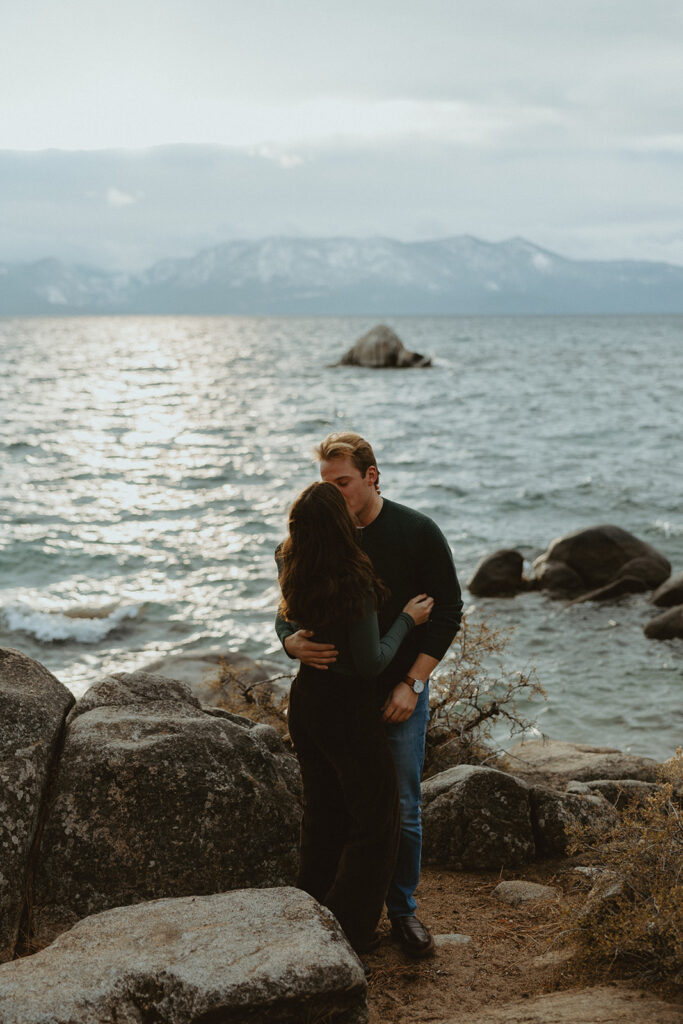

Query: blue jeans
[[383, 682, 429, 919]]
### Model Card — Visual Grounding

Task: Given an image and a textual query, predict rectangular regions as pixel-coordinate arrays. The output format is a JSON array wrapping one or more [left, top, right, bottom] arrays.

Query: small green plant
[[566, 749, 683, 986], [424, 614, 546, 775]]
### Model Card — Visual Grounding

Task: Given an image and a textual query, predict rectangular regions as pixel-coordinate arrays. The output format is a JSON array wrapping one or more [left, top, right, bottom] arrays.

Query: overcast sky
[[2, 0, 682, 267]]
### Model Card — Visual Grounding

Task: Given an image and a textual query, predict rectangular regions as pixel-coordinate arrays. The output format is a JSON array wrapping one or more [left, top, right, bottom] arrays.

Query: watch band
[[404, 675, 425, 695]]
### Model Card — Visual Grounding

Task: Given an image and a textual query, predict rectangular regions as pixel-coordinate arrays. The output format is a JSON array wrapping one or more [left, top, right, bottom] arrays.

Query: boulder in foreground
[[422, 765, 535, 869], [29, 671, 301, 950], [337, 324, 431, 367], [0, 887, 368, 1024], [0, 648, 74, 962]]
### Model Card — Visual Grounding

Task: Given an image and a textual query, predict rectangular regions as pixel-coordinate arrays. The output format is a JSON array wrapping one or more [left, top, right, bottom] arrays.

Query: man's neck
[[356, 494, 383, 529]]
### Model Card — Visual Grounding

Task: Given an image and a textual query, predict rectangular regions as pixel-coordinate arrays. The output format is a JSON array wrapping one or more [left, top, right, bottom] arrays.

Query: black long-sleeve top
[[275, 498, 463, 698]]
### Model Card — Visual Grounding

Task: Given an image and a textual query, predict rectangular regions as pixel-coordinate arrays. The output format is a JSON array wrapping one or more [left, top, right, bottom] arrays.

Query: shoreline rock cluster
[[467, 523, 683, 640], [1, 647, 676, 1022]]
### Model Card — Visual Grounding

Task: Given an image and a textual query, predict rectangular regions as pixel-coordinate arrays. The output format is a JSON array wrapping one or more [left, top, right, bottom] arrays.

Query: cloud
[[106, 187, 138, 208], [249, 145, 305, 169]]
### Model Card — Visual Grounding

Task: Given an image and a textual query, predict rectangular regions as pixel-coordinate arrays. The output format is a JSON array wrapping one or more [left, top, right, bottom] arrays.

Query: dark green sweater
[[275, 498, 463, 695]]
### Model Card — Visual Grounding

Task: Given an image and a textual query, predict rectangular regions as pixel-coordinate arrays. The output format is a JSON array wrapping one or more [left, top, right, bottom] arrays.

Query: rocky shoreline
[[1, 645, 680, 1022], [467, 522, 683, 641]]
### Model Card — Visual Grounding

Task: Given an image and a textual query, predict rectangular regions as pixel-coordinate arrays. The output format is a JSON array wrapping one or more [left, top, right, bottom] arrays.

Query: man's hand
[[381, 681, 418, 723], [284, 629, 338, 669]]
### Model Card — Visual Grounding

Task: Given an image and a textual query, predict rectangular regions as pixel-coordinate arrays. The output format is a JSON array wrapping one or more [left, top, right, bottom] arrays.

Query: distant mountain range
[[2, 236, 683, 315]]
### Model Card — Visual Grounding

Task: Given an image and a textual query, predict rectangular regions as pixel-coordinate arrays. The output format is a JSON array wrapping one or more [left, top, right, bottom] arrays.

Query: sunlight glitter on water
[[1, 314, 682, 754]]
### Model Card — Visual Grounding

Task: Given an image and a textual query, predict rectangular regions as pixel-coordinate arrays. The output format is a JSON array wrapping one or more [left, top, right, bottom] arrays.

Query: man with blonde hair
[[276, 431, 463, 958]]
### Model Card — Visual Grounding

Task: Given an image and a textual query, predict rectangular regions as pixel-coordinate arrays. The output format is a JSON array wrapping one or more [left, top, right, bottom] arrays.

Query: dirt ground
[[363, 858, 672, 1024]]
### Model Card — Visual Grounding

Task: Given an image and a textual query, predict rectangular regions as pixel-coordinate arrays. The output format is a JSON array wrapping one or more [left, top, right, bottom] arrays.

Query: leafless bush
[[425, 615, 546, 775], [566, 749, 683, 986]]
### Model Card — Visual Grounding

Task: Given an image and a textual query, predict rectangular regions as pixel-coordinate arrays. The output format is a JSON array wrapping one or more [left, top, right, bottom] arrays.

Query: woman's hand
[[403, 593, 434, 625]]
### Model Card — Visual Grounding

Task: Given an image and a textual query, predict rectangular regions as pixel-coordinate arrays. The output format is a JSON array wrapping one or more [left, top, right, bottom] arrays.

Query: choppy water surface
[[1, 315, 681, 758]]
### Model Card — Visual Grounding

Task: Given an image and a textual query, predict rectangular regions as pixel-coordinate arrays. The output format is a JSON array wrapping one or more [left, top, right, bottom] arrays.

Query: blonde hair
[[314, 431, 380, 486]]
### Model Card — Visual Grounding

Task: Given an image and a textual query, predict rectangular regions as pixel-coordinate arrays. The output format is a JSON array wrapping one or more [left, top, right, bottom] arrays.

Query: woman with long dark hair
[[278, 481, 432, 954]]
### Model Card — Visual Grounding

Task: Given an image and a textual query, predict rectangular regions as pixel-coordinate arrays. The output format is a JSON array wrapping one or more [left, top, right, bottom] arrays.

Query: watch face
[[412, 679, 425, 694]]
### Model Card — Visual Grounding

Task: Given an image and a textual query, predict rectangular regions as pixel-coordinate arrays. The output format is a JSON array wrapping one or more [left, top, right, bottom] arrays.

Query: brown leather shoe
[[390, 916, 435, 958]]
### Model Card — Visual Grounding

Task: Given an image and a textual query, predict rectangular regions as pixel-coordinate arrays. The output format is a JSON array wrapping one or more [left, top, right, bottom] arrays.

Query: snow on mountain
[[1, 236, 682, 315]]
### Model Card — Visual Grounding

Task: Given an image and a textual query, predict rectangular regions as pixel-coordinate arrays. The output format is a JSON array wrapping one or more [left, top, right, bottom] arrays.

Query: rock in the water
[[530, 786, 618, 857], [337, 324, 431, 368], [644, 604, 683, 640], [492, 880, 559, 905], [532, 558, 585, 596], [0, 648, 74, 962], [532, 525, 671, 598], [503, 738, 660, 786], [422, 765, 535, 870], [440, 985, 683, 1024], [651, 571, 683, 608], [0, 888, 368, 1024], [29, 671, 301, 950], [569, 574, 649, 604], [467, 549, 531, 597]]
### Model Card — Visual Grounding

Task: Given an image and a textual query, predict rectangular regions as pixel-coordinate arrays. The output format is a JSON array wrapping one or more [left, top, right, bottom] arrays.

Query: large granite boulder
[[650, 571, 683, 608], [644, 604, 683, 640], [337, 324, 431, 368], [0, 888, 368, 1024], [530, 786, 618, 857], [532, 525, 671, 599], [0, 648, 74, 962], [422, 765, 535, 869], [28, 671, 301, 950], [467, 549, 533, 597], [503, 738, 660, 787]]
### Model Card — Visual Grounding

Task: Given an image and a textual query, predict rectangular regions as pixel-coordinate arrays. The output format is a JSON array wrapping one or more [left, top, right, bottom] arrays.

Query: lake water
[[1, 315, 681, 759]]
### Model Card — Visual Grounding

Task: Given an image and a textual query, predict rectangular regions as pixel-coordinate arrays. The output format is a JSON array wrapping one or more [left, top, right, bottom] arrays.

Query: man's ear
[[365, 465, 380, 493]]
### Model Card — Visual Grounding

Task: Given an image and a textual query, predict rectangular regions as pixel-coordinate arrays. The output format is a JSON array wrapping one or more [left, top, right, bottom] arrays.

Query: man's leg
[[383, 682, 434, 956]]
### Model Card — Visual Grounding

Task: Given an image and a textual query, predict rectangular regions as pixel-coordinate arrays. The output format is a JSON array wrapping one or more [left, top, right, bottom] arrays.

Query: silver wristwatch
[[404, 675, 425, 695]]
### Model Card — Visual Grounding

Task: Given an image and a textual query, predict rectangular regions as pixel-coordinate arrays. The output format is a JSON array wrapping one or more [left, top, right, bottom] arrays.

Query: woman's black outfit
[[287, 600, 414, 952]]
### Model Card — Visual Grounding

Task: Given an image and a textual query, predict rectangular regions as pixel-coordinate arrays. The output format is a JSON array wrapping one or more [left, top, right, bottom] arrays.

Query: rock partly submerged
[[533, 524, 671, 599], [468, 525, 673, 611], [336, 324, 431, 368], [467, 549, 535, 598], [0, 888, 368, 1024], [0, 648, 74, 962], [643, 604, 683, 640]]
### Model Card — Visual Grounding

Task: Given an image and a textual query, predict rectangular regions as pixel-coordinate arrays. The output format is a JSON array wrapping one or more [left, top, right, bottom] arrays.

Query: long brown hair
[[278, 482, 387, 631]]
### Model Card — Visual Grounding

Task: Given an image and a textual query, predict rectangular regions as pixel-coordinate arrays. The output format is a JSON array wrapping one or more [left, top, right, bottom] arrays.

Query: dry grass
[[565, 749, 683, 987]]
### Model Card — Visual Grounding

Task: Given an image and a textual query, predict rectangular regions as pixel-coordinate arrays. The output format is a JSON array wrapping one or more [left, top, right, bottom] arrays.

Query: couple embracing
[[275, 432, 463, 959]]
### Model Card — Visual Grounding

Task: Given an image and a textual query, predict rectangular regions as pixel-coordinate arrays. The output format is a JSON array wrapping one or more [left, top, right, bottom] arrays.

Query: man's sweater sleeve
[[274, 608, 298, 658], [417, 519, 463, 661]]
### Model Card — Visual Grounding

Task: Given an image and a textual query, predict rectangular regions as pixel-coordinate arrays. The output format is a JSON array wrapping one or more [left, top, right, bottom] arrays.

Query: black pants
[[288, 664, 400, 952]]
